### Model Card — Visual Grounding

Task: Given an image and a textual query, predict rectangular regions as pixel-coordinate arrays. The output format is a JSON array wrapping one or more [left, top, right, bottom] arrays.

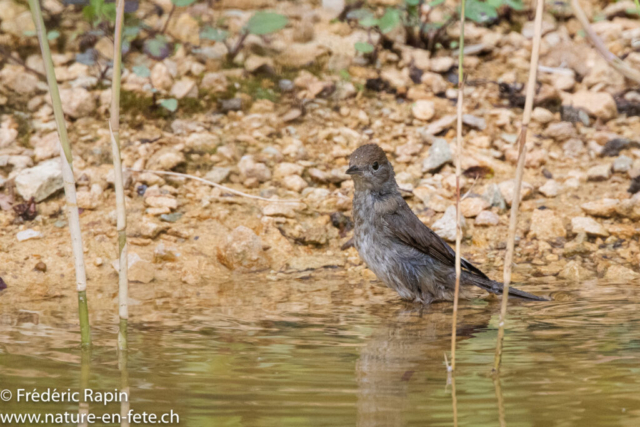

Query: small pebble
[[17, 229, 42, 242], [161, 212, 183, 223]]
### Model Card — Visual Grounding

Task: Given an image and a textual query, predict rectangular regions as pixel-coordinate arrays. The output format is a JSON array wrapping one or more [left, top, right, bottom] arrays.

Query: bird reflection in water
[[355, 302, 495, 427]]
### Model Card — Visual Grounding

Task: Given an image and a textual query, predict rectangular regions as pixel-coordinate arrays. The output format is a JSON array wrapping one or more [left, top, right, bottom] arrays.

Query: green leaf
[[23, 30, 36, 37], [487, 0, 522, 9], [144, 35, 171, 60], [172, 0, 197, 6], [355, 41, 375, 54], [246, 12, 288, 35], [82, 5, 95, 22], [406, 0, 420, 5], [159, 98, 178, 112], [503, 0, 524, 11], [428, 0, 445, 6], [200, 26, 229, 42], [465, 0, 498, 23], [123, 26, 141, 40], [359, 16, 379, 28], [378, 8, 401, 34], [47, 30, 60, 40], [132, 65, 150, 78]]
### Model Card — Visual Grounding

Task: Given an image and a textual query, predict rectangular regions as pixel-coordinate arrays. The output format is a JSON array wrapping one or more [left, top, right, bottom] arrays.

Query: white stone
[[422, 138, 452, 172], [587, 164, 612, 181], [14, 159, 63, 202], [567, 91, 617, 120], [430, 56, 454, 73], [238, 155, 271, 182], [17, 229, 42, 242], [274, 162, 304, 179], [33, 132, 60, 162], [571, 217, 609, 237], [185, 132, 220, 152], [205, 167, 231, 184], [532, 107, 554, 123], [539, 180, 560, 197], [151, 62, 173, 91], [111, 253, 155, 283], [200, 72, 228, 93], [475, 210, 500, 226], [460, 197, 490, 218], [170, 78, 198, 99], [282, 175, 308, 193], [59, 88, 96, 119], [581, 198, 618, 218], [433, 205, 466, 242], [498, 179, 533, 206], [412, 100, 435, 121]]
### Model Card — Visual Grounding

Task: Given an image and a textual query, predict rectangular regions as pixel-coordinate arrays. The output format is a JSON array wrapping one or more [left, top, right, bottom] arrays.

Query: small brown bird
[[347, 143, 547, 304]]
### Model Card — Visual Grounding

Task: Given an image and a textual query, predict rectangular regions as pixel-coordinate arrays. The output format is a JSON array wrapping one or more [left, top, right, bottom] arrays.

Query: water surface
[[1, 274, 639, 426]]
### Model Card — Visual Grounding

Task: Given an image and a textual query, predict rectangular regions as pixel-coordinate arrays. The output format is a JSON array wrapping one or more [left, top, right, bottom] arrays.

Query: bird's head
[[346, 144, 396, 193]]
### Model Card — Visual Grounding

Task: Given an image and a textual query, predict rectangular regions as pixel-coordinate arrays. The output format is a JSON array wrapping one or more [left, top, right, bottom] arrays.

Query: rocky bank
[[2, 0, 640, 305]]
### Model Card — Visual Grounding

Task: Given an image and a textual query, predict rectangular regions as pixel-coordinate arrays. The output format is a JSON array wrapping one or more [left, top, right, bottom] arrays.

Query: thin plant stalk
[[450, 0, 466, 373], [451, 373, 459, 427], [110, 0, 128, 351], [493, 376, 506, 427], [28, 0, 90, 348], [493, 0, 544, 372], [79, 350, 91, 427], [119, 350, 130, 427], [571, 0, 640, 84]]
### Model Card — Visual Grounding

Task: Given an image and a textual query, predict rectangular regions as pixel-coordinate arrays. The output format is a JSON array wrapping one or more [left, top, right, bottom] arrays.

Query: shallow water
[[1, 274, 640, 426]]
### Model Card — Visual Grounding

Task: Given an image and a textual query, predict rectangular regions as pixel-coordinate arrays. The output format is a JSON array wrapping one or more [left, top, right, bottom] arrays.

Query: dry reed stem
[[119, 349, 130, 427], [110, 0, 128, 351], [451, 373, 459, 427], [450, 0, 466, 373], [28, 0, 90, 347], [571, 0, 640, 84], [493, 0, 544, 372], [493, 376, 507, 427], [128, 169, 302, 203]]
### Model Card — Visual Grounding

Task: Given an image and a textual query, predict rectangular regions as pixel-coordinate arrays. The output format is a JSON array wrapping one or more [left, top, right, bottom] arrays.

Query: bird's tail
[[466, 275, 549, 301]]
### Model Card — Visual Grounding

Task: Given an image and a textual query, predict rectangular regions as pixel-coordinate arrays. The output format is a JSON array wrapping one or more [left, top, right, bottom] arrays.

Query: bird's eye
[[372, 162, 379, 171]]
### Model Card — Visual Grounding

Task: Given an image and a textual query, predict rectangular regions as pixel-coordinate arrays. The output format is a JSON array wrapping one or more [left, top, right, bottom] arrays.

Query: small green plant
[[348, 0, 523, 56], [82, 0, 116, 26], [129, 64, 178, 113], [159, 98, 178, 112], [200, 11, 289, 61]]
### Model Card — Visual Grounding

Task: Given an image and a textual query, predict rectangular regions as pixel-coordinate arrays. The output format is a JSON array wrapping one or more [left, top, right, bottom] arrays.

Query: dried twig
[[0, 46, 47, 80], [28, 0, 90, 347], [571, 0, 640, 84], [127, 169, 301, 203], [493, 0, 544, 372], [110, 0, 128, 352], [161, 5, 176, 34], [450, 0, 466, 373]]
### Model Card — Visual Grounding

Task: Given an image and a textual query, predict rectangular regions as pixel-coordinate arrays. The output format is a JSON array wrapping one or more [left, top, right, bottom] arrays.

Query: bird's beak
[[346, 165, 361, 175]]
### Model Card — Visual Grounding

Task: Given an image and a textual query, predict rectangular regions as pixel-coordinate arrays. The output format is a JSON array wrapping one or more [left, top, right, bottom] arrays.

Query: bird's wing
[[382, 201, 489, 279]]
